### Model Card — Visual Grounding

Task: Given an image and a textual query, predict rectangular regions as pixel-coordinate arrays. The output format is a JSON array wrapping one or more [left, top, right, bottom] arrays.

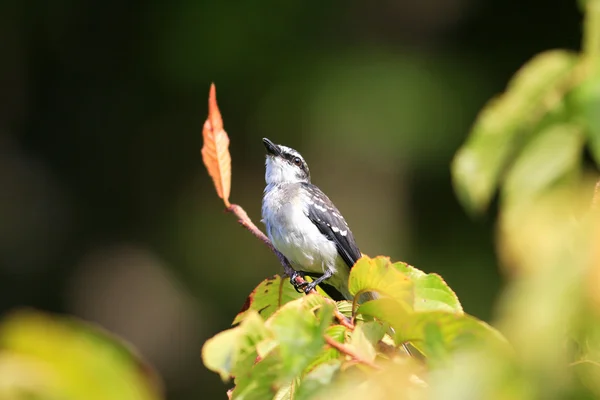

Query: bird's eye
[[293, 157, 302, 167]]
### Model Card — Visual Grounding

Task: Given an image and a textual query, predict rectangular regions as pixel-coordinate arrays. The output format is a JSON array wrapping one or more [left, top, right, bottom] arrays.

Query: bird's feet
[[290, 270, 309, 293], [290, 270, 332, 295]]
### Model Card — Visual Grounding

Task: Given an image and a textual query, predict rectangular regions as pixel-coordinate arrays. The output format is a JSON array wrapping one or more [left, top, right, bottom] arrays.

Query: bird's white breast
[[262, 185, 338, 275]]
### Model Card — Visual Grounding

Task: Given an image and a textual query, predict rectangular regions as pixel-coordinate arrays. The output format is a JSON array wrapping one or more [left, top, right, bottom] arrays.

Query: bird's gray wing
[[301, 183, 362, 269]]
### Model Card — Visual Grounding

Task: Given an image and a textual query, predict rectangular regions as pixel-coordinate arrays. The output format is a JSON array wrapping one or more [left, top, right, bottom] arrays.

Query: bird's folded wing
[[301, 183, 361, 269]]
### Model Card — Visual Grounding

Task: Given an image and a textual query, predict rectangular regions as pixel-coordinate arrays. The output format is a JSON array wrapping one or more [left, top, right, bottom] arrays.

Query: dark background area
[[0, 0, 582, 398]]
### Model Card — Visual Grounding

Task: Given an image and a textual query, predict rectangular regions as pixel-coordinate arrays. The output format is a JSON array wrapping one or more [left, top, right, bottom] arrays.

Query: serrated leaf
[[300, 292, 329, 311], [306, 325, 348, 372], [267, 300, 334, 379], [397, 312, 508, 361], [202, 311, 270, 381], [393, 262, 463, 313], [201, 83, 232, 207], [335, 301, 353, 319], [0, 310, 162, 400], [348, 256, 413, 307], [503, 123, 584, 204], [357, 299, 507, 360], [452, 50, 578, 214], [233, 275, 302, 325]]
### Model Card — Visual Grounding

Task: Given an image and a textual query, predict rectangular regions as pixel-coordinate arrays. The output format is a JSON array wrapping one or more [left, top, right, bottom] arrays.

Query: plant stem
[[227, 204, 296, 277]]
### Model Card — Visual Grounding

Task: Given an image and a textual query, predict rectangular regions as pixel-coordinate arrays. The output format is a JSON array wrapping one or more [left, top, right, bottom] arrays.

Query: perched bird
[[261, 138, 363, 301]]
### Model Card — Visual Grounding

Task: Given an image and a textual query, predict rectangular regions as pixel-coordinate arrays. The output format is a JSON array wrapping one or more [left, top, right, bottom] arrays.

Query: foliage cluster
[[2, 2, 600, 399]]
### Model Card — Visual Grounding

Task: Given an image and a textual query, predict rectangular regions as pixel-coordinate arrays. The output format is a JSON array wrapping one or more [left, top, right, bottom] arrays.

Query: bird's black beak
[[263, 138, 281, 156]]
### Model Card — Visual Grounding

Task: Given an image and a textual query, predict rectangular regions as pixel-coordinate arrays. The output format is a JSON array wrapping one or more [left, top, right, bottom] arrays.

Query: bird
[[261, 137, 363, 302]]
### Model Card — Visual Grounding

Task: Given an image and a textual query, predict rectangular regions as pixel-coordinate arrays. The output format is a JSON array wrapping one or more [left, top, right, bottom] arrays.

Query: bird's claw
[[290, 271, 308, 293], [302, 281, 318, 294]]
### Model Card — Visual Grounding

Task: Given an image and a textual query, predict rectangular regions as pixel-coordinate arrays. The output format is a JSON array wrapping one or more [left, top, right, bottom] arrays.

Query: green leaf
[[573, 72, 600, 166], [295, 361, 342, 400], [503, 122, 584, 204], [202, 311, 270, 380], [306, 325, 348, 372], [348, 256, 413, 307], [356, 298, 411, 345], [267, 299, 334, 379], [0, 310, 162, 400], [335, 301, 353, 319], [349, 321, 386, 363], [232, 351, 283, 400], [357, 299, 507, 361], [393, 261, 463, 313], [273, 378, 301, 400], [233, 275, 302, 325], [397, 312, 508, 362], [452, 50, 578, 214]]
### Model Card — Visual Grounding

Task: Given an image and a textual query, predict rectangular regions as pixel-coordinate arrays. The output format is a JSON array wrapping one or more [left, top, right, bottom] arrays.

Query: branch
[[226, 204, 296, 277], [226, 203, 355, 329], [324, 335, 382, 370]]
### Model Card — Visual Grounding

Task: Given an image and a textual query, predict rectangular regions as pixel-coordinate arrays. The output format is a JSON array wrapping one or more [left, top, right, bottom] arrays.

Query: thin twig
[[324, 335, 382, 370], [227, 204, 295, 277], [226, 203, 355, 329]]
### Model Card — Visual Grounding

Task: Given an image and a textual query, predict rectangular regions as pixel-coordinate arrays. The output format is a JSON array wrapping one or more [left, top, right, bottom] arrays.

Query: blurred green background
[[0, 0, 582, 398]]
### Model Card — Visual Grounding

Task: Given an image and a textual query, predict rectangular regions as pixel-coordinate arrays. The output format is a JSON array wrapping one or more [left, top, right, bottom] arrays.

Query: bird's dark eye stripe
[[282, 152, 297, 162], [283, 152, 303, 166]]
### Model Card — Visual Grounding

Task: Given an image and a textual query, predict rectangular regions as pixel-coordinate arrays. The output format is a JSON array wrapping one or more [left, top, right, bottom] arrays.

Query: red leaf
[[201, 84, 231, 207]]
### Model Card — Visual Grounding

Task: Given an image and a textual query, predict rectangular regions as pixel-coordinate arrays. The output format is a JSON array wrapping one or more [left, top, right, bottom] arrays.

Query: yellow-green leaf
[[0, 310, 161, 400], [233, 275, 302, 325], [349, 321, 386, 363], [452, 50, 578, 214], [202, 311, 270, 381], [348, 256, 413, 307], [267, 299, 333, 379], [503, 123, 584, 204], [397, 312, 508, 361], [393, 261, 463, 313]]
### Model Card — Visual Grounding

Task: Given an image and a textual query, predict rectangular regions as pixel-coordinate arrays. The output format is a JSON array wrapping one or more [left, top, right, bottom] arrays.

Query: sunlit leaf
[[233, 275, 302, 325], [273, 377, 301, 400], [267, 300, 334, 379], [503, 122, 584, 204], [349, 321, 386, 363], [0, 310, 162, 400], [202, 311, 270, 381], [306, 359, 426, 400], [335, 301, 353, 319], [232, 351, 283, 400], [348, 256, 413, 307], [452, 50, 578, 214], [398, 312, 508, 361], [306, 325, 348, 372], [201, 83, 232, 207], [356, 298, 411, 344], [295, 361, 342, 400], [393, 262, 463, 313]]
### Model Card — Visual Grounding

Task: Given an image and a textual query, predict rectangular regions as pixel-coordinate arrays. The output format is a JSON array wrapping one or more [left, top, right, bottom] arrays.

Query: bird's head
[[263, 138, 311, 185]]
